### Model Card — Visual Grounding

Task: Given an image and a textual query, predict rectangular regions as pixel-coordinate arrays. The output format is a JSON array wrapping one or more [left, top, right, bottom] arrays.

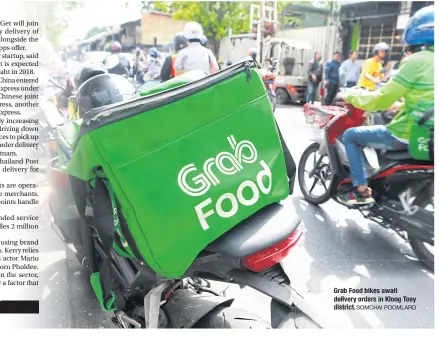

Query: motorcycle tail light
[[241, 228, 302, 272], [47, 165, 69, 189]]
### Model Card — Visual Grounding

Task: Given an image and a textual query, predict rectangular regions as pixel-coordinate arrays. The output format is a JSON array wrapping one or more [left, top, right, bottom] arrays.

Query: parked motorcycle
[[46, 141, 323, 329], [44, 64, 325, 329], [297, 101, 434, 271]]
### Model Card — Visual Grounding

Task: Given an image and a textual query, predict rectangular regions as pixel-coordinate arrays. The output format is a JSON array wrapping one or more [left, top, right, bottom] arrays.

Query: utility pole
[[324, 1, 335, 63], [251, 0, 277, 63]]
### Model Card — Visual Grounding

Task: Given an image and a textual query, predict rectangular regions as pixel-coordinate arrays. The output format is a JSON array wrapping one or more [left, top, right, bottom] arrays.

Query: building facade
[[141, 10, 187, 46], [339, 1, 434, 61]]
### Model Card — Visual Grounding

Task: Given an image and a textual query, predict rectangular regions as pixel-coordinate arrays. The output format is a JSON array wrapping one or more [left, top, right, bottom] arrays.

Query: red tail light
[[242, 229, 302, 272], [47, 166, 69, 189]]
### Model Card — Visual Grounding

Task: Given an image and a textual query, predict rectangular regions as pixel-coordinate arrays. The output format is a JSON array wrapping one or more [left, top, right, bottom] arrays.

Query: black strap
[[418, 108, 434, 126], [70, 176, 96, 271], [275, 121, 296, 194], [92, 174, 117, 303]]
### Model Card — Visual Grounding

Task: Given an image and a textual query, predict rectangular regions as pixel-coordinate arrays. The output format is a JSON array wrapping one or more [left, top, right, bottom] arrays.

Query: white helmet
[[372, 42, 390, 54], [183, 21, 203, 41]]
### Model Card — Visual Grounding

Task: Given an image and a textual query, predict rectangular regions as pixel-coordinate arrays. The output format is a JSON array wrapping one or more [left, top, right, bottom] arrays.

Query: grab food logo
[[177, 136, 272, 230], [417, 137, 430, 152]]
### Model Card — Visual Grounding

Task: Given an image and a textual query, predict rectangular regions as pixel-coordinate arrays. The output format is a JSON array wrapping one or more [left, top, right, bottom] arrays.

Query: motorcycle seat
[[380, 150, 412, 161], [206, 202, 301, 258]]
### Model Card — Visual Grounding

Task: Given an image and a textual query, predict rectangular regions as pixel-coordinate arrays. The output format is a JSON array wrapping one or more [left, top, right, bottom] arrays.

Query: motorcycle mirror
[[104, 54, 120, 70]]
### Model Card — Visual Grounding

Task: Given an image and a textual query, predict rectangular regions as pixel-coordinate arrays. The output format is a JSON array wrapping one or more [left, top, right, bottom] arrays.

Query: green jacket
[[347, 47, 434, 142]]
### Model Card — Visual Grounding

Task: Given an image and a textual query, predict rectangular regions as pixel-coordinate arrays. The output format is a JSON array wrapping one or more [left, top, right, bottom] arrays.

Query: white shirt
[[174, 42, 217, 75], [145, 56, 163, 79]]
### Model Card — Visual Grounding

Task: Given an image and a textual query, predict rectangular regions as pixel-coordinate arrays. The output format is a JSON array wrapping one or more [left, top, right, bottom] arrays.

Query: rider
[[337, 5, 434, 206], [174, 21, 219, 76], [144, 47, 163, 80], [134, 47, 147, 84], [357, 42, 389, 90], [108, 41, 131, 76], [160, 32, 188, 82]]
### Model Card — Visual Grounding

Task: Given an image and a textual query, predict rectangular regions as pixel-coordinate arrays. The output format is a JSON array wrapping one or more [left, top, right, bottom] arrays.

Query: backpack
[[409, 107, 434, 161]]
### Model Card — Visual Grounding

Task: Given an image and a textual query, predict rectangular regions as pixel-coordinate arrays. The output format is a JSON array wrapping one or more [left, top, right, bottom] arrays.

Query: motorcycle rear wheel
[[408, 184, 434, 271], [193, 307, 271, 329], [298, 143, 333, 205]]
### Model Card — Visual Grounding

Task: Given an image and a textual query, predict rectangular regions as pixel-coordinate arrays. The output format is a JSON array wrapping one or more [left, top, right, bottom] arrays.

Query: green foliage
[[145, 1, 331, 54], [149, 2, 250, 56], [150, 1, 173, 12]]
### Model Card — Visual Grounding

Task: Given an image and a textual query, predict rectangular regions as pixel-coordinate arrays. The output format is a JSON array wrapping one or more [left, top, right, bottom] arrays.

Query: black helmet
[[173, 32, 187, 53], [75, 74, 135, 118], [74, 62, 108, 89]]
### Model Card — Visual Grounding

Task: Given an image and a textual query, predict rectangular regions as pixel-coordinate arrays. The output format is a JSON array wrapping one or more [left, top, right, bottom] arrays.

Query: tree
[[147, 1, 331, 56], [151, 1, 251, 57]]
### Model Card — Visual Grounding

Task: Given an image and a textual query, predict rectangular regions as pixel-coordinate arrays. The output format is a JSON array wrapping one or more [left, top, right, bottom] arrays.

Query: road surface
[[1, 102, 433, 328]]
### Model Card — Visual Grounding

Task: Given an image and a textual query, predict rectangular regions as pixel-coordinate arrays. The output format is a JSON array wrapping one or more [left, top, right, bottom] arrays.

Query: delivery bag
[[59, 61, 291, 283]]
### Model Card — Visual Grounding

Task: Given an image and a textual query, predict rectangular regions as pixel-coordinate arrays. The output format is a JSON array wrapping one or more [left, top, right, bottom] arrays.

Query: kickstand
[[144, 281, 174, 329]]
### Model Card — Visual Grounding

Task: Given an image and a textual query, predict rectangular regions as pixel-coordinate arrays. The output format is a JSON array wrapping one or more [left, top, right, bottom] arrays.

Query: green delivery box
[[60, 61, 290, 278]]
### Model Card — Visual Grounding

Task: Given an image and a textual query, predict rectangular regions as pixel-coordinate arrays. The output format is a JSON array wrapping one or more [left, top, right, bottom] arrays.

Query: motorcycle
[[44, 69, 325, 329], [46, 144, 324, 329], [297, 100, 434, 271]]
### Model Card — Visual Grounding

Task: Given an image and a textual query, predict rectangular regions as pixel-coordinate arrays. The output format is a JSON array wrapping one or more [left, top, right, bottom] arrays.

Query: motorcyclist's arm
[[347, 62, 413, 111], [208, 50, 219, 74], [361, 60, 375, 82]]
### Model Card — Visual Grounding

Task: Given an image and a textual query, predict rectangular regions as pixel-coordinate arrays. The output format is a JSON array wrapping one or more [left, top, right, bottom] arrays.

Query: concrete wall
[[141, 12, 187, 45], [218, 38, 257, 64], [276, 26, 341, 66]]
